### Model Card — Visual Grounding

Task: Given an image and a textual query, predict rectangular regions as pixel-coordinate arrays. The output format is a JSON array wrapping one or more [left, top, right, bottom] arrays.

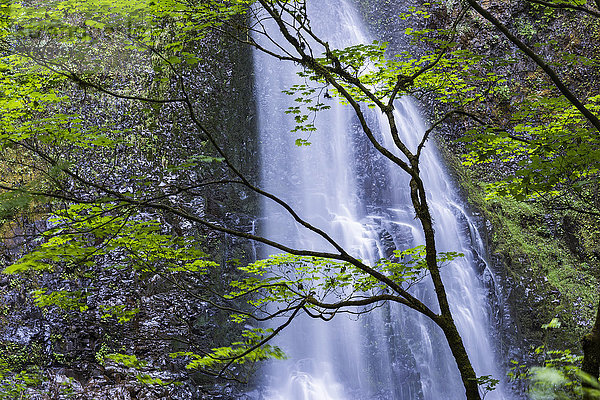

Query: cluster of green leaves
[[0, 368, 44, 400], [0, 0, 255, 391], [0, 50, 123, 151], [0, 57, 117, 149], [100, 304, 140, 324], [0, 342, 48, 400], [385, 246, 463, 282], [446, 143, 600, 343], [508, 320, 600, 399], [6, 0, 252, 70], [275, 19, 512, 149], [2, 202, 216, 336], [31, 289, 89, 312], [509, 346, 589, 399], [229, 255, 367, 311], [0, 342, 47, 373], [165, 154, 224, 172], [181, 247, 461, 375], [227, 247, 462, 317], [463, 94, 600, 201], [0, 190, 34, 223], [0, 0, 519, 390], [4, 202, 216, 275], [0, 54, 64, 199], [475, 374, 500, 398], [0, 49, 127, 230], [98, 353, 176, 386], [282, 83, 331, 139], [170, 327, 286, 372]]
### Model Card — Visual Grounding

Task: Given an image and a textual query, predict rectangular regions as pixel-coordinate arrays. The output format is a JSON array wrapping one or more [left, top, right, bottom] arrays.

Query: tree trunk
[[582, 298, 600, 399], [409, 175, 482, 400], [440, 317, 483, 400]]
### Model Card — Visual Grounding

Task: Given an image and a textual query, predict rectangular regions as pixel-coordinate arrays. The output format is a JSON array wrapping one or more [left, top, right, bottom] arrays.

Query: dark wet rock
[[0, 18, 257, 400]]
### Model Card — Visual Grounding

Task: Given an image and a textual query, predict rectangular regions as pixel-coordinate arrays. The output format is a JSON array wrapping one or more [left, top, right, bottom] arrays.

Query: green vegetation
[[0, 0, 599, 398], [433, 0, 600, 390], [0, 342, 46, 400], [442, 141, 600, 347]]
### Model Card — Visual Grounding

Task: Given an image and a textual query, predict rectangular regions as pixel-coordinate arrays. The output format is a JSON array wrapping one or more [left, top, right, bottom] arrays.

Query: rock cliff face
[[0, 20, 258, 400]]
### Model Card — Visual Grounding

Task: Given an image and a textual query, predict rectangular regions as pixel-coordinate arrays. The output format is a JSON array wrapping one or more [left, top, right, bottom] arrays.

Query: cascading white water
[[253, 1, 511, 399]]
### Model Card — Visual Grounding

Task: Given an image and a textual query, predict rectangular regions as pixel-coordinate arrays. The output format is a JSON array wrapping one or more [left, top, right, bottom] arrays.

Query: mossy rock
[[438, 138, 600, 354]]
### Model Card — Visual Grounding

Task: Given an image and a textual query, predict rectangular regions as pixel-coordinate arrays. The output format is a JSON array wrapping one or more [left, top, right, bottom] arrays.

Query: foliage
[[0, 367, 44, 400], [446, 0, 600, 388], [170, 328, 286, 372], [99, 304, 139, 324], [0, 0, 259, 395], [476, 374, 500, 399], [0, 342, 47, 400], [101, 353, 177, 387], [227, 247, 462, 314], [31, 289, 89, 312], [2, 0, 599, 398], [508, 319, 587, 398], [508, 345, 598, 399], [291, 33, 511, 109], [0, 0, 508, 397], [441, 141, 600, 345], [3, 203, 216, 275], [181, 248, 464, 373], [462, 94, 600, 203], [501, 297, 596, 400]]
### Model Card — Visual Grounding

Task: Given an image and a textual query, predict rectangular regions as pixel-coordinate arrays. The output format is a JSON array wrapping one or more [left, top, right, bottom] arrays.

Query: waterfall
[[252, 1, 512, 399]]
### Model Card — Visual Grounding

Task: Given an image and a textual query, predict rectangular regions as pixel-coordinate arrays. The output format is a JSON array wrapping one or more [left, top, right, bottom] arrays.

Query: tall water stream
[[253, 1, 511, 398]]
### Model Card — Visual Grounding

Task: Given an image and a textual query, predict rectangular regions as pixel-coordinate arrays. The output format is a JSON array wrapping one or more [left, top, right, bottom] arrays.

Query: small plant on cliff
[[508, 319, 600, 399]]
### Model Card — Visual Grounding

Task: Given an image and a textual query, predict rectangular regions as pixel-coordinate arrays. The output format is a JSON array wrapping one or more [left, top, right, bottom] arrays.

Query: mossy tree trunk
[[410, 175, 482, 400]]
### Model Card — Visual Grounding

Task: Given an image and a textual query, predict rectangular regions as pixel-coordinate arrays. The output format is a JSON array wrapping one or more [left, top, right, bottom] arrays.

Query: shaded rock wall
[[0, 17, 258, 400]]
